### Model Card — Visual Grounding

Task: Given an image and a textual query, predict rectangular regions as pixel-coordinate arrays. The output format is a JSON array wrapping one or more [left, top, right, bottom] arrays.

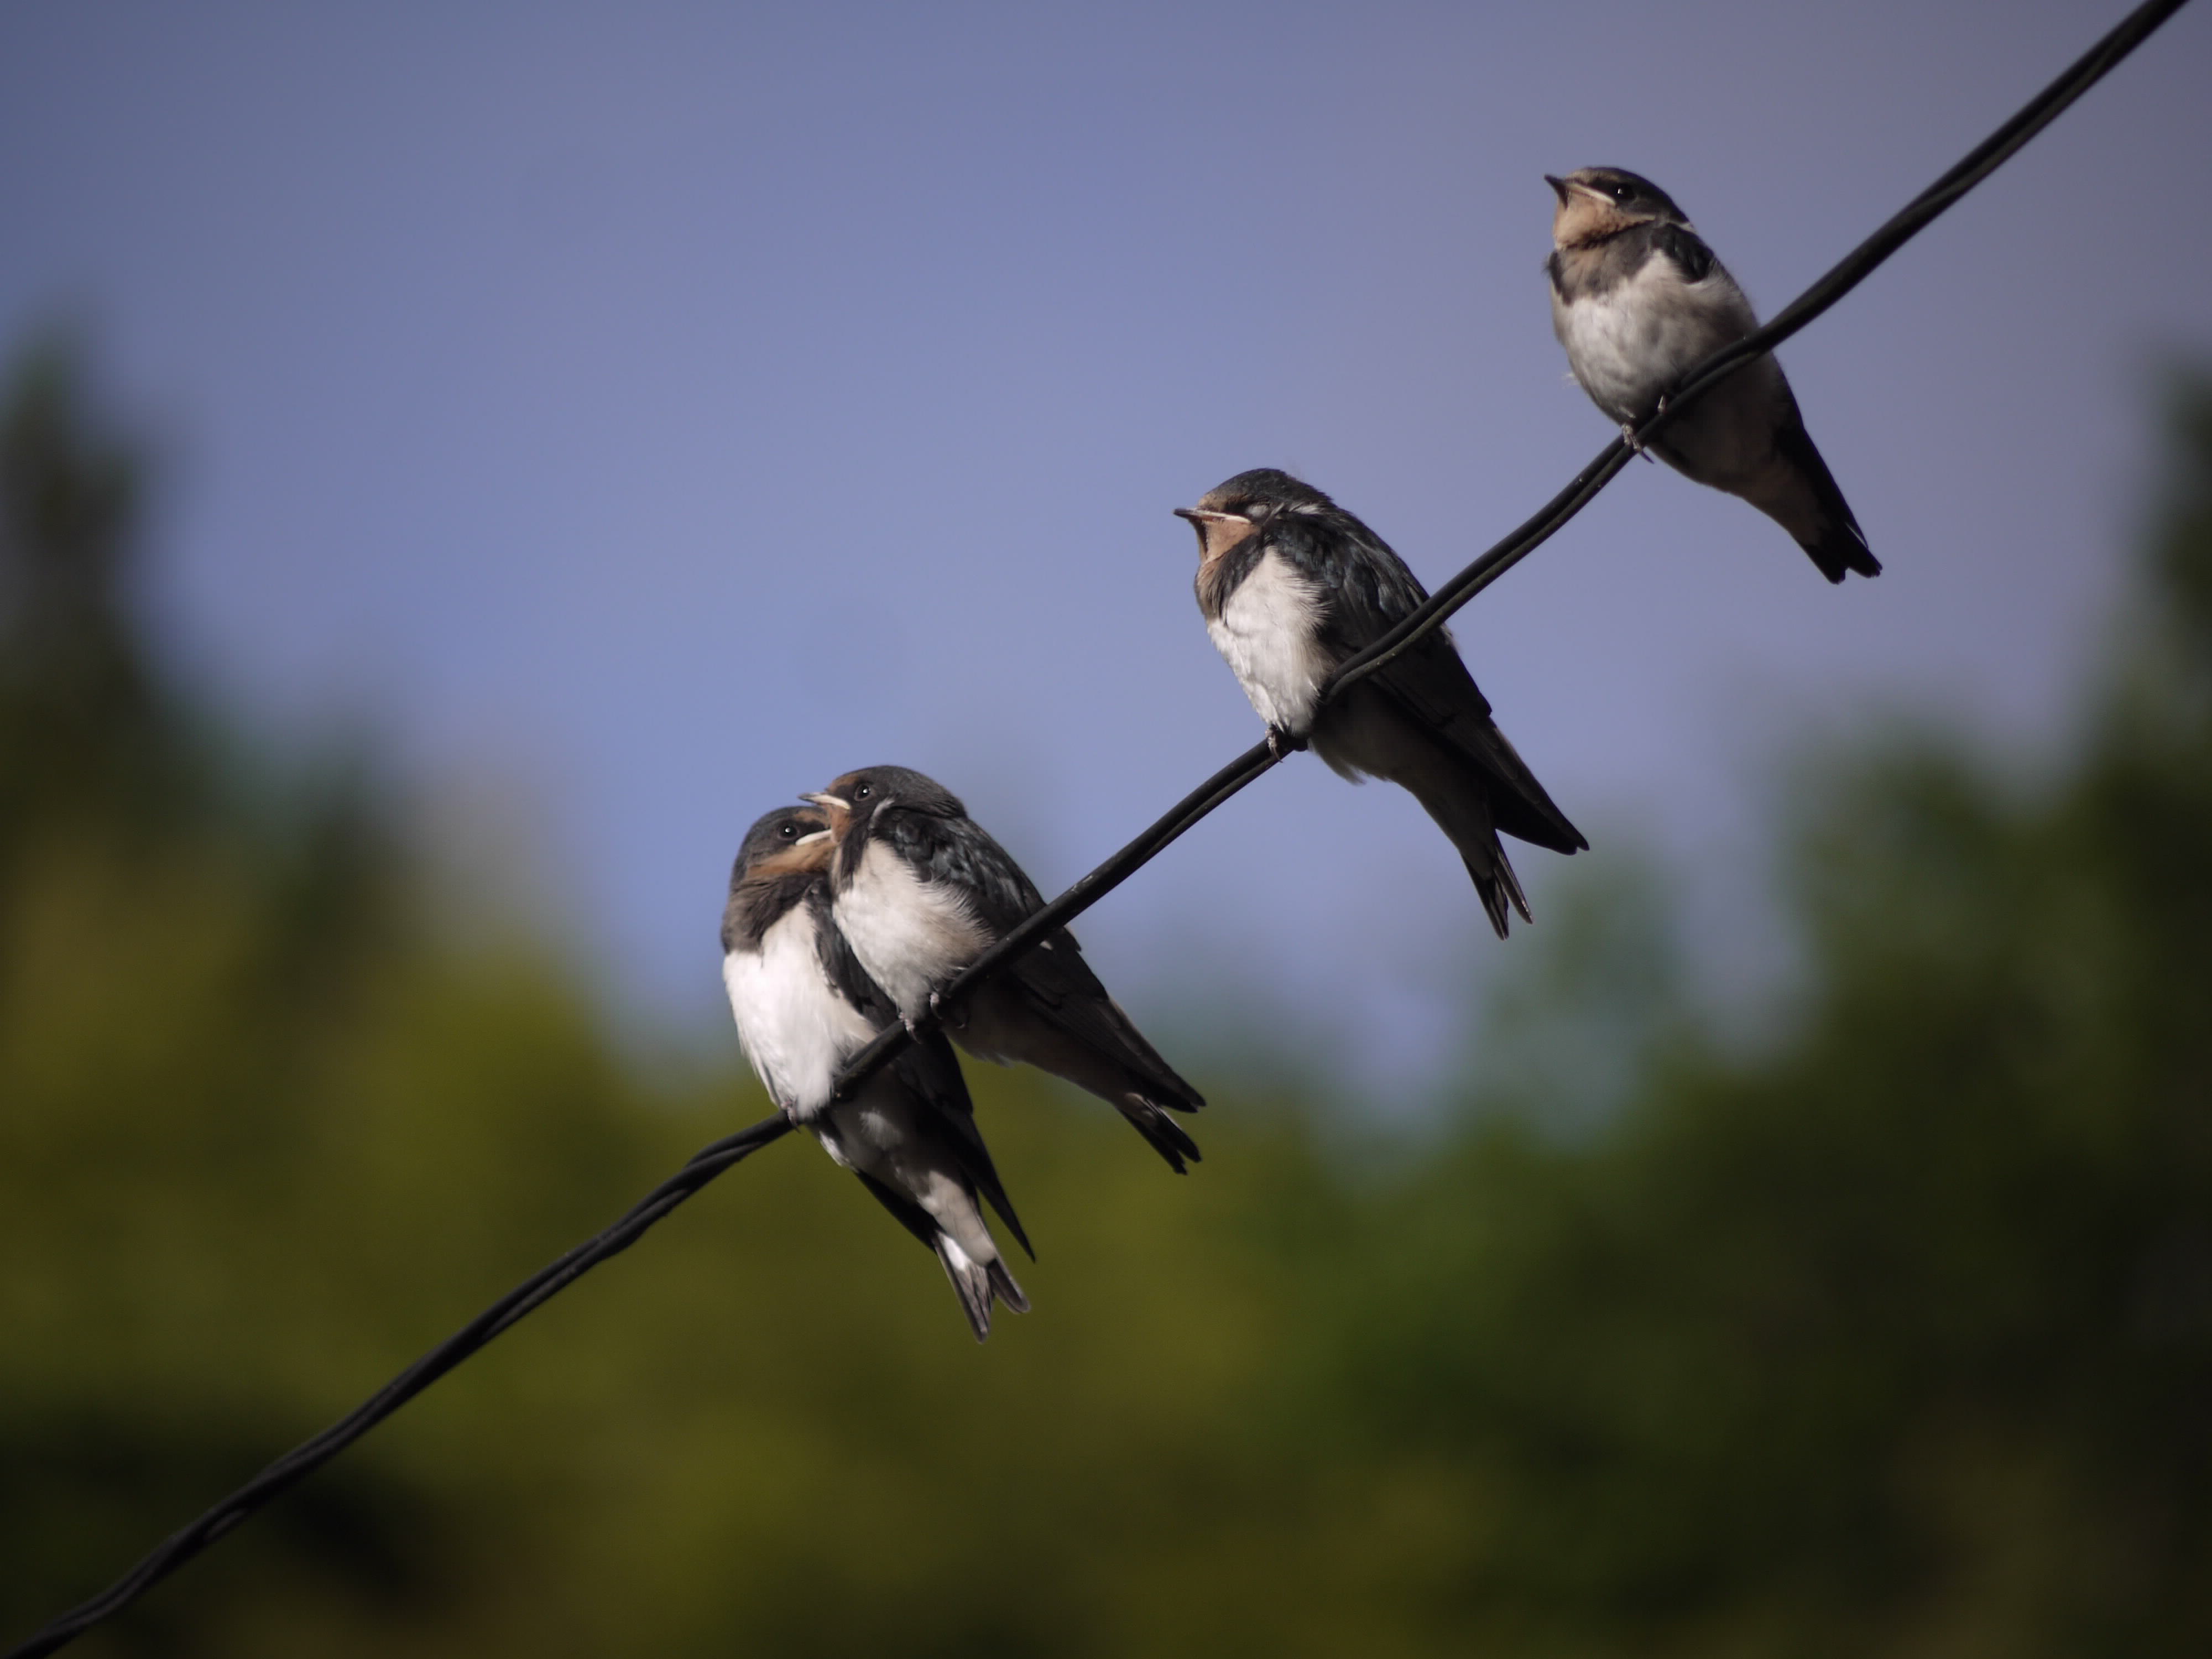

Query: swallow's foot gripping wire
[[1624, 395, 1670, 462]]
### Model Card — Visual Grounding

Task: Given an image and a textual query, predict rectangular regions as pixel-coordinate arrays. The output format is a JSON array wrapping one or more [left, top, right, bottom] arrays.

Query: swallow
[[722, 804, 1029, 1340], [1177, 469, 1585, 937], [802, 766, 1206, 1174], [1545, 166, 1879, 583]]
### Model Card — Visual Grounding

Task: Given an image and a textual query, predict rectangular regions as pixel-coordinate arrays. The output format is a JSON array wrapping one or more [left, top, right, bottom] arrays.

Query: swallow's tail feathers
[[988, 1256, 1030, 1315], [1002, 945, 1208, 1114], [1345, 707, 1543, 937], [1462, 722, 1589, 854], [1117, 1094, 1203, 1175], [1426, 778, 1534, 940], [1800, 511, 1881, 584], [1463, 841, 1531, 941], [936, 1235, 1027, 1342], [1357, 651, 1587, 854], [961, 976, 1206, 1172], [895, 1032, 1034, 1259], [1765, 417, 1880, 583]]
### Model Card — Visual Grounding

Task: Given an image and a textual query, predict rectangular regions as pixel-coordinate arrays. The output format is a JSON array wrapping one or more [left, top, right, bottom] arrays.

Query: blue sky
[[4, 1, 2209, 1088]]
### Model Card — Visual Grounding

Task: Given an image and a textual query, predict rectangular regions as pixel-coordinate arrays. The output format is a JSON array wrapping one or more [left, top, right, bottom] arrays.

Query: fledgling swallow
[[722, 804, 1029, 1341], [802, 766, 1206, 1175], [1177, 469, 1585, 938], [1545, 166, 1879, 583]]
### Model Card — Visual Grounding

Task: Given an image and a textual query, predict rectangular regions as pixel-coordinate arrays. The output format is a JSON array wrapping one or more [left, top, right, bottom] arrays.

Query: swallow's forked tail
[[936, 1235, 1029, 1343], [1769, 419, 1880, 583], [1117, 1094, 1203, 1175], [1388, 734, 1539, 940], [1464, 837, 1532, 942], [1799, 512, 1881, 585]]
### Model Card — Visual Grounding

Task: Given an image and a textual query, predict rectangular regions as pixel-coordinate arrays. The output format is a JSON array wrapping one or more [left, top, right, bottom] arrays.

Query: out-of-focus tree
[[0, 338, 164, 852], [3, 342, 2208, 1658], [1323, 372, 2212, 1657]]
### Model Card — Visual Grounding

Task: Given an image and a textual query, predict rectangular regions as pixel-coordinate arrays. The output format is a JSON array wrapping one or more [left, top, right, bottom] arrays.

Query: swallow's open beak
[[801, 792, 853, 833], [794, 829, 831, 846], [1177, 504, 1257, 562], [1543, 174, 1571, 204]]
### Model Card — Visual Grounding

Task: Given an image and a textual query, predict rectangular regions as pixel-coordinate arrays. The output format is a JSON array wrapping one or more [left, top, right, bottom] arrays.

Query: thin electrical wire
[[1326, 0, 2194, 698], [4, 0, 2190, 1651], [2, 1114, 794, 1659], [831, 0, 2196, 1097]]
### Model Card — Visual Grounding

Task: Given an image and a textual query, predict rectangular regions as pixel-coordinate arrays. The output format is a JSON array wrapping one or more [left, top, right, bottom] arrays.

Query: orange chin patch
[[749, 837, 833, 880], [1553, 186, 1639, 249], [1194, 513, 1258, 566]]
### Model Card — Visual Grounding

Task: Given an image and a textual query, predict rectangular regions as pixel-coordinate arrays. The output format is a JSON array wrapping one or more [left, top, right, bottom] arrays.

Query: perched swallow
[[722, 804, 1029, 1340], [1545, 166, 1879, 583], [802, 766, 1206, 1174], [1177, 469, 1585, 937]]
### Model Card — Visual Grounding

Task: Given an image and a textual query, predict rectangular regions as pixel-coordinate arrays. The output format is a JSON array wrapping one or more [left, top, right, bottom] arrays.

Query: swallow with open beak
[[722, 804, 1029, 1340], [1178, 468, 1585, 938], [803, 766, 1205, 1173], [1545, 166, 1877, 583]]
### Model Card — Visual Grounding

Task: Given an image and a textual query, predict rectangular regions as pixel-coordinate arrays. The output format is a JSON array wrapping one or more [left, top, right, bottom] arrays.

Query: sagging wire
[[6, 0, 2189, 1650]]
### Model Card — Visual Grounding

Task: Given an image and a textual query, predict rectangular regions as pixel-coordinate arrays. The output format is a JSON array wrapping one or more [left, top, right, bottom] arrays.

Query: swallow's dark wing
[[1002, 930, 1205, 1112], [1280, 516, 1587, 855], [1648, 221, 1716, 285], [874, 810, 1047, 937], [875, 807, 1200, 1163], [929, 816, 1048, 935], [919, 818, 1205, 1118]]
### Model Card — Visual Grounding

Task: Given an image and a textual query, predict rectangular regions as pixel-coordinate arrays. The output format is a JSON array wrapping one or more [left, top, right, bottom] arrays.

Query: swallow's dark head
[[729, 805, 832, 890], [723, 805, 833, 952], [1174, 468, 1335, 564], [1545, 166, 1688, 247], [805, 764, 967, 842]]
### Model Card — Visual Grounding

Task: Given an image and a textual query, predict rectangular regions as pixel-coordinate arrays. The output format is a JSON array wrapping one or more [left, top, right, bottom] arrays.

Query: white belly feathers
[[722, 906, 875, 1119], [1206, 549, 1332, 735], [1553, 255, 1748, 424], [833, 840, 990, 1020]]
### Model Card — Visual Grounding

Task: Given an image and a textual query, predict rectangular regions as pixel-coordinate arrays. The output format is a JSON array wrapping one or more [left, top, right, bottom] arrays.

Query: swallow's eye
[[853, 782, 872, 800], [779, 823, 797, 839], [1610, 183, 1636, 202]]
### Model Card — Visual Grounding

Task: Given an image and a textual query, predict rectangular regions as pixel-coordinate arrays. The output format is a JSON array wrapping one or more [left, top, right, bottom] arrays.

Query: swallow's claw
[[927, 989, 965, 1031], [1266, 726, 1307, 761], [1625, 397, 1670, 462]]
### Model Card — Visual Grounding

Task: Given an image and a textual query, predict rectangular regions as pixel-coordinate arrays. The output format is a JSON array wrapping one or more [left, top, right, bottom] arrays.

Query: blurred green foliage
[[3, 341, 2209, 1657]]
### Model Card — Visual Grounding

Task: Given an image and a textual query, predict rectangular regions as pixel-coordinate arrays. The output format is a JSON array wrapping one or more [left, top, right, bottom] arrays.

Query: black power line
[[827, 0, 2196, 1098], [4, 0, 2190, 1652], [1, 1113, 795, 1659]]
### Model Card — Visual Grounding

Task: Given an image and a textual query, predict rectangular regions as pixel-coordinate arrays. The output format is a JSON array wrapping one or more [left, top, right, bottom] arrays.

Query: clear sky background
[[4, 1, 2209, 1092]]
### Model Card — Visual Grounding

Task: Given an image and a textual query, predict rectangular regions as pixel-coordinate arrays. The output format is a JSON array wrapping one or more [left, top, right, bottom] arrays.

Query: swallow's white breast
[[1553, 253, 1752, 424], [1207, 550, 1332, 735], [833, 841, 990, 1020], [722, 907, 875, 1118]]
